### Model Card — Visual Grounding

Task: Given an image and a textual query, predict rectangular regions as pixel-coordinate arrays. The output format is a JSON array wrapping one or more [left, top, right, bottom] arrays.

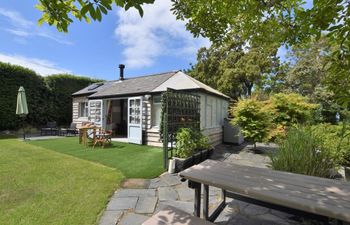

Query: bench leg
[[203, 184, 209, 220], [194, 184, 201, 217]]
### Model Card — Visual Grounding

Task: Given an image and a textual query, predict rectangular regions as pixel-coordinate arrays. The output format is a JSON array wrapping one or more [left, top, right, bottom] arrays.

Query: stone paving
[[98, 143, 323, 225]]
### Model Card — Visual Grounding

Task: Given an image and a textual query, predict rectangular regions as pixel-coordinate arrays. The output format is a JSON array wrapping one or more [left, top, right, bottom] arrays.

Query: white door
[[88, 99, 103, 127], [128, 97, 142, 144]]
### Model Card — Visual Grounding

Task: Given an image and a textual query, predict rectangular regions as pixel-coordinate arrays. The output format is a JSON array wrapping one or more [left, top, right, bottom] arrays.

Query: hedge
[[0, 62, 101, 131]]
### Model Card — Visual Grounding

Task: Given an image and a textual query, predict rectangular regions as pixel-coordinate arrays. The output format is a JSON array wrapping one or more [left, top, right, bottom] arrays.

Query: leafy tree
[[189, 38, 280, 99], [172, 0, 350, 106], [231, 97, 273, 149], [36, 0, 155, 32]]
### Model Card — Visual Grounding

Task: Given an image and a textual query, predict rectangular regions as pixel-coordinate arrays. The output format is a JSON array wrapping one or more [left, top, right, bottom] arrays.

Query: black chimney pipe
[[119, 64, 125, 80]]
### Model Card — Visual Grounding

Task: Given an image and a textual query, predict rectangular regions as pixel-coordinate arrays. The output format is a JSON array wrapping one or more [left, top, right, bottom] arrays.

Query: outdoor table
[[78, 126, 100, 147], [179, 159, 350, 224]]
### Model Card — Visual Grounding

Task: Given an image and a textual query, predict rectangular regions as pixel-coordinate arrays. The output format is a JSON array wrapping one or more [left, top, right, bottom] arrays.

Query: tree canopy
[[36, 0, 154, 32]]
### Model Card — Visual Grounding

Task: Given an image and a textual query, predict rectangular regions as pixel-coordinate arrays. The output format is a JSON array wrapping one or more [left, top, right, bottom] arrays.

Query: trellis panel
[[161, 88, 200, 168]]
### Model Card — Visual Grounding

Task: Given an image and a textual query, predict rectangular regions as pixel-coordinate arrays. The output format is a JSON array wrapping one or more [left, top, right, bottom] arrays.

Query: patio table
[[179, 159, 350, 224], [78, 126, 100, 147]]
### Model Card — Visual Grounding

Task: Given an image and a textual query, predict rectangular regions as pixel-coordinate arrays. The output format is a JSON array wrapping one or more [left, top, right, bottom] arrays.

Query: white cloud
[[0, 7, 73, 45], [115, 0, 210, 69], [0, 53, 72, 76]]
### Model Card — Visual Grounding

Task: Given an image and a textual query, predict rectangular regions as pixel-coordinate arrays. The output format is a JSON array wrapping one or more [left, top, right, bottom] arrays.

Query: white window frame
[[79, 102, 89, 118]]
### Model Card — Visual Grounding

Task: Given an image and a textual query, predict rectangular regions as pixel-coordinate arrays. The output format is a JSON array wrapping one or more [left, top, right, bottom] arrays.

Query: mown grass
[[0, 138, 123, 225], [29, 137, 165, 178]]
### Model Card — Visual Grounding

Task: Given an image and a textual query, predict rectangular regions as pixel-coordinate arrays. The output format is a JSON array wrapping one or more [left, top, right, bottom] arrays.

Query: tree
[[172, 0, 350, 106], [188, 38, 280, 99], [231, 97, 273, 149], [36, 0, 154, 32]]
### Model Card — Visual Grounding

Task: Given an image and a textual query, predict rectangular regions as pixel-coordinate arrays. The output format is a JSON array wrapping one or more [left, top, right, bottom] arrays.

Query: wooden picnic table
[[78, 125, 100, 146], [179, 159, 350, 224]]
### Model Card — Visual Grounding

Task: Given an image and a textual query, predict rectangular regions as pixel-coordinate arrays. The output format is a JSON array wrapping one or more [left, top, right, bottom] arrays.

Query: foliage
[[0, 62, 49, 130], [0, 138, 121, 225], [45, 74, 102, 126], [172, 0, 350, 107], [172, 0, 349, 49], [311, 123, 350, 167], [36, 0, 155, 32], [231, 97, 273, 148], [270, 93, 318, 126], [0, 62, 99, 131], [30, 137, 165, 178], [174, 128, 210, 158], [188, 38, 280, 99], [270, 127, 339, 178]]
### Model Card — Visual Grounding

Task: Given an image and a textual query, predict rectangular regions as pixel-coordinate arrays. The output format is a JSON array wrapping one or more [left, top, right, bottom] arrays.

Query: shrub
[[231, 97, 274, 149], [175, 128, 210, 158], [270, 127, 339, 178], [270, 93, 318, 126]]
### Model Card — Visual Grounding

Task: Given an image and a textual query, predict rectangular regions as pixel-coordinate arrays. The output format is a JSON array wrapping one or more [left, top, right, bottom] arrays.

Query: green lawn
[[29, 137, 164, 178], [0, 138, 123, 225]]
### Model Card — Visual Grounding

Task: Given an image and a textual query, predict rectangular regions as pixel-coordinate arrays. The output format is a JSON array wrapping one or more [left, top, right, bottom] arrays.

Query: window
[[79, 102, 89, 117], [152, 95, 162, 128]]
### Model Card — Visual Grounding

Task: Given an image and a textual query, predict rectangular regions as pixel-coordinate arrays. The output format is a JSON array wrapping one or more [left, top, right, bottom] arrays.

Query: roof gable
[[152, 71, 229, 99]]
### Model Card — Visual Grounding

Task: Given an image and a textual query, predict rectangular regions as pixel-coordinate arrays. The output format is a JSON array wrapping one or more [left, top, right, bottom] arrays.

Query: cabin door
[[127, 97, 143, 144]]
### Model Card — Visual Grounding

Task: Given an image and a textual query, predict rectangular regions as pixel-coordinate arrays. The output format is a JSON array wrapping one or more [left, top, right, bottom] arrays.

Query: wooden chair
[[93, 129, 112, 148]]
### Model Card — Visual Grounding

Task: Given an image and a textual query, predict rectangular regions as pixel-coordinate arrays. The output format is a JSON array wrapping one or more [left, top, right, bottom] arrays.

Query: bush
[[0, 62, 101, 130], [270, 127, 340, 178], [231, 97, 274, 149], [270, 93, 318, 126], [175, 128, 210, 158]]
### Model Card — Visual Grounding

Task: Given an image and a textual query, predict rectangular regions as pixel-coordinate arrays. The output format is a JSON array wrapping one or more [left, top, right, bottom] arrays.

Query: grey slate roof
[[72, 71, 176, 98]]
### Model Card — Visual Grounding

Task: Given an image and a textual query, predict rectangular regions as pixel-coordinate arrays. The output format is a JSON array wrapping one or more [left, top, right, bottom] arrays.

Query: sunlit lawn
[[0, 138, 123, 225], [29, 137, 165, 178]]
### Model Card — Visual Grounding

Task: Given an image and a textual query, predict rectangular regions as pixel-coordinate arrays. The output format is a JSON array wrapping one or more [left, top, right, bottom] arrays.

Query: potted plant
[[172, 128, 213, 173]]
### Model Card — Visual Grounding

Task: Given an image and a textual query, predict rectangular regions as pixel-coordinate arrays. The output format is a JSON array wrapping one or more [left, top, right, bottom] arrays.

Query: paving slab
[[135, 197, 158, 214], [106, 197, 138, 210], [159, 173, 182, 186], [148, 178, 168, 188], [158, 186, 178, 201], [176, 186, 194, 201], [118, 213, 149, 225], [99, 210, 123, 225], [156, 200, 194, 214], [121, 179, 150, 189], [115, 189, 156, 198]]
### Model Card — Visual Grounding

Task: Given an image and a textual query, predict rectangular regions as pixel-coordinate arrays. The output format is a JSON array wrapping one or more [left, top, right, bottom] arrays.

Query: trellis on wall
[[160, 88, 200, 169]]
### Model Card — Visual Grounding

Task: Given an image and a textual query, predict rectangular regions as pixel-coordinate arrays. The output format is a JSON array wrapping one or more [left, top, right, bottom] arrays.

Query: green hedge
[[0, 62, 101, 130]]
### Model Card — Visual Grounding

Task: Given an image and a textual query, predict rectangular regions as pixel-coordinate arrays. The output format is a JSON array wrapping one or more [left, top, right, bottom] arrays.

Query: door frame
[[127, 96, 143, 144]]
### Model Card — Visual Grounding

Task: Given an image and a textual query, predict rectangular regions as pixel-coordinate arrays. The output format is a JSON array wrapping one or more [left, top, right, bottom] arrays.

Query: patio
[[99, 144, 305, 225]]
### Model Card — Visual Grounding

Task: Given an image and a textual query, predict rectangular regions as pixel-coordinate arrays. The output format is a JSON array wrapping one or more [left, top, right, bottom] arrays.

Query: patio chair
[[93, 129, 112, 148], [60, 123, 78, 136], [41, 121, 58, 136]]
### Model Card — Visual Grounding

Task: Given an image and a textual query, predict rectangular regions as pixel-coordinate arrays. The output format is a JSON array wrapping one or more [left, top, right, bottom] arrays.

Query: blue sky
[[0, 0, 209, 79], [0, 0, 313, 80]]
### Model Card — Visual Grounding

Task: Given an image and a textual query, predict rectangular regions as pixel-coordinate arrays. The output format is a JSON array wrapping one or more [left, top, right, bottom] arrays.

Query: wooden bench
[[142, 206, 215, 225], [179, 159, 350, 224]]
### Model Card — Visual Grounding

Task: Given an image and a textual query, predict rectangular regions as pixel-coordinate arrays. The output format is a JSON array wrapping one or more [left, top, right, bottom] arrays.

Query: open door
[[88, 100, 103, 127], [128, 97, 142, 144]]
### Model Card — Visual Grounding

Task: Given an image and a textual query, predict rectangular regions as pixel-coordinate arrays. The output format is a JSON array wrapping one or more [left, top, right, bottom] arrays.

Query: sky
[[0, 0, 209, 79], [0, 0, 313, 80]]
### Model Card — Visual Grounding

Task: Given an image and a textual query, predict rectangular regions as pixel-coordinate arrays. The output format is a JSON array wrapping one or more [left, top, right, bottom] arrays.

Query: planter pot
[[345, 166, 350, 181], [173, 148, 214, 173]]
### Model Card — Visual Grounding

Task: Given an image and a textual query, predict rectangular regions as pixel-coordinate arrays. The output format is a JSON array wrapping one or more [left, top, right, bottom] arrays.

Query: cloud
[[115, 0, 210, 69], [0, 53, 72, 76], [0, 7, 73, 45]]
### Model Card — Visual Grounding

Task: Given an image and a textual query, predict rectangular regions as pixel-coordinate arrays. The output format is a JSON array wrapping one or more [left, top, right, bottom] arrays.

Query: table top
[[179, 159, 350, 222]]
